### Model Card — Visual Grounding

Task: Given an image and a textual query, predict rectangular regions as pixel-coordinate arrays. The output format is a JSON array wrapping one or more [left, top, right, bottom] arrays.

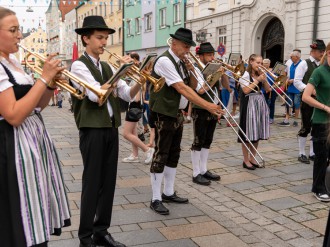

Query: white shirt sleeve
[[239, 71, 250, 88], [154, 57, 183, 86], [70, 60, 101, 103], [293, 60, 308, 92]]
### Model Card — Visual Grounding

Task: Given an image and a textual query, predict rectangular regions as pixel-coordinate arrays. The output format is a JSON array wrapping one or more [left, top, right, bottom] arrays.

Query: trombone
[[258, 65, 293, 107], [103, 48, 165, 92], [18, 44, 112, 106], [184, 51, 265, 167]]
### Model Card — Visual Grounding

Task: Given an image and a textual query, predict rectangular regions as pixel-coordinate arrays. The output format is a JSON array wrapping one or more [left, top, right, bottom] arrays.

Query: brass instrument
[[258, 65, 293, 107], [18, 44, 112, 106], [167, 39, 265, 167], [103, 48, 165, 92]]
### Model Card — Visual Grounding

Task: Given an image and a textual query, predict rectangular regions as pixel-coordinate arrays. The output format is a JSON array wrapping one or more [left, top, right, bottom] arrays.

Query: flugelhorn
[[18, 44, 112, 106], [103, 48, 165, 92], [258, 65, 293, 107]]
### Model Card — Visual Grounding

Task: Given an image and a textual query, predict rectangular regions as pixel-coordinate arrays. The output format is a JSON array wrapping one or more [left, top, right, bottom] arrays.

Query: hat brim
[[170, 34, 196, 47], [75, 26, 115, 35], [197, 49, 215, 55]]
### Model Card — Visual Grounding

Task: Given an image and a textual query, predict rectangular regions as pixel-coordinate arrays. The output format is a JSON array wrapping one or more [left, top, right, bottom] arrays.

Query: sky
[[1, 0, 50, 32]]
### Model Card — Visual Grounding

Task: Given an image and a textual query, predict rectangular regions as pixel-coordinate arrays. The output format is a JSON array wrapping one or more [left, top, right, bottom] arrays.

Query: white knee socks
[[200, 148, 210, 175], [191, 150, 201, 177], [163, 166, 176, 196], [298, 136, 307, 155], [151, 172, 164, 202]]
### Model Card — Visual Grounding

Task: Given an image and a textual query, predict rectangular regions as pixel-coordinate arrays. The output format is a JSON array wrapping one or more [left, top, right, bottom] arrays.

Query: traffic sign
[[217, 43, 226, 56]]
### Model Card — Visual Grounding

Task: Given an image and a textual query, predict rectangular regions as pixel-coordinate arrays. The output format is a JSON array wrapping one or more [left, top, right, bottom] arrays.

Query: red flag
[[72, 42, 78, 62]]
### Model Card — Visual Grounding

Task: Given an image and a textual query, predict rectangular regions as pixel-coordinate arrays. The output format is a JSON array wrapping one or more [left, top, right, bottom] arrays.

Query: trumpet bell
[[152, 77, 166, 93]]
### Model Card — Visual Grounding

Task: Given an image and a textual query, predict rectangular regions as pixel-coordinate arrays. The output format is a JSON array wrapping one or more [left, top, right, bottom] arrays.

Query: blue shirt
[[287, 60, 301, 94]]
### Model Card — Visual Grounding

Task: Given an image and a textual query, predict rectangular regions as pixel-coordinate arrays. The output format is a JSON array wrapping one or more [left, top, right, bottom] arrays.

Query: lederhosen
[[238, 73, 269, 143], [191, 76, 219, 151], [298, 59, 318, 137], [149, 51, 190, 173]]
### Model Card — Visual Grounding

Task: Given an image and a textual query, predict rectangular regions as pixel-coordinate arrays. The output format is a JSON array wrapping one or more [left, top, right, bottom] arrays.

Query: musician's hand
[[183, 59, 195, 72], [41, 53, 65, 83], [207, 103, 225, 117], [120, 55, 134, 65], [258, 73, 266, 82]]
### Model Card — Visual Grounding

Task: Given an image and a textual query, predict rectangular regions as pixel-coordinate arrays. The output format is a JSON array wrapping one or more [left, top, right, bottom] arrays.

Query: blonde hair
[[0, 7, 15, 23], [247, 54, 262, 76], [320, 42, 330, 65]]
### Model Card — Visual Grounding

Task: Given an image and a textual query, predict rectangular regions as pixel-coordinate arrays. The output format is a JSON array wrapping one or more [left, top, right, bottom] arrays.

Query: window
[[145, 13, 152, 32], [99, 5, 102, 16], [135, 18, 141, 34], [127, 20, 132, 36], [173, 2, 181, 24], [110, 0, 113, 14], [159, 8, 166, 28], [217, 26, 227, 45], [118, 0, 122, 10]]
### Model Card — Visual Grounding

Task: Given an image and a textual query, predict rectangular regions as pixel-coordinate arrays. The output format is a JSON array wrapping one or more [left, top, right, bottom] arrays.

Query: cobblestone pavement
[[47, 100, 328, 247]]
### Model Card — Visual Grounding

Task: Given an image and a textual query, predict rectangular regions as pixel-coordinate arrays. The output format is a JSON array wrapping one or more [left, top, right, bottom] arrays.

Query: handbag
[[126, 89, 143, 121]]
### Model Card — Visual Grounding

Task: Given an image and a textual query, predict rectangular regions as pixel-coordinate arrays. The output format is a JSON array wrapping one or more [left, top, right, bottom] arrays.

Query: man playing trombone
[[149, 28, 223, 215], [70, 16, 141, 247], [190, 42, 225, 186]]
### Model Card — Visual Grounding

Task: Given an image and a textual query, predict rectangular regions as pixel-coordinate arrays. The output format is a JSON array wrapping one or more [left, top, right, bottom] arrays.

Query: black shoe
[[298, 154, 310, 164], [309, 155, 315, 161], [94, 233, 126, 247], [202, 171, 221, 181], [243, 162, 256, 170], [162, 192, 189, 204], [138, 133, 145, 142], [250, 162, 262, 168], [193, 174, 211, 186], [150, 200, 169, 215]]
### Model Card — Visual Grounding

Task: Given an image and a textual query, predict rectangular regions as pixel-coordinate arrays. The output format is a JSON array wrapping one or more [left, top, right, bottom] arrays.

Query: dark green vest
[[302, 59, 318, 85], [149, 50, 190, 118], [71, 55, 121, 129]]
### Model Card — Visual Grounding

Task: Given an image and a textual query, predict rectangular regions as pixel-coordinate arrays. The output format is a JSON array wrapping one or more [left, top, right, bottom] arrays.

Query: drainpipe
[[183, 1, 186, 28], [122, 3, 125, 56], [312, 0, 319, 40]]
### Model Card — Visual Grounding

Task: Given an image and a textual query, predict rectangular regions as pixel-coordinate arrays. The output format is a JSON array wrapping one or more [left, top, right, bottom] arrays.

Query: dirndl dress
[[238, 81, 270, 143], [0, 62, 71, 247]]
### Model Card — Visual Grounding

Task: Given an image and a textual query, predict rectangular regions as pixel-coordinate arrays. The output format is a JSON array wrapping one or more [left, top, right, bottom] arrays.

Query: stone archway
[[261, 18, 285, 67]]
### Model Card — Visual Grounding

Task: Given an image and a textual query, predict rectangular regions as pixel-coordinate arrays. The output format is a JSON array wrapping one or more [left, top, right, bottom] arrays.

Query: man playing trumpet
[[70, 16, 141, 247], [149, 28, 223, 215]]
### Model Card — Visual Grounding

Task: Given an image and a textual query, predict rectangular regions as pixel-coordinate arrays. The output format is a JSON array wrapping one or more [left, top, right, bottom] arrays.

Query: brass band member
[[0, 7, 70, 246], [191, 42, 223, 186], [238, 54, 270, 170], [149, 28, 223, 215], [294, 39, 325, 164], [70, 16, 140, 247]]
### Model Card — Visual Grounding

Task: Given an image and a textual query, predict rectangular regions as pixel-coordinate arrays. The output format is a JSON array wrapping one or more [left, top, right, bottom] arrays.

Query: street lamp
[[26, 7, 33, 12]]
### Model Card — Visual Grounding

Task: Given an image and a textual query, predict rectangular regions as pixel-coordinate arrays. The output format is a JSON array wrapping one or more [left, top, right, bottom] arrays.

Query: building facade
[[186, 0, 330, 66], [124, 0, 185, 59]]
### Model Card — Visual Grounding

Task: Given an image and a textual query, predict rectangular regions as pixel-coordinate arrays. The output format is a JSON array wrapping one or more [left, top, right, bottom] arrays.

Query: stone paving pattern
[[47, 100, 328, 247]]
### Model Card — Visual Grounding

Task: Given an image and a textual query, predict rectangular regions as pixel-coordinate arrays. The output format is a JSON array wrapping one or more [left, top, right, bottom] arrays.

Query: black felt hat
[[170, 27, 196, 47], [196, 42, 215, 54], [75, 16, 115, 35], [310, 39, 326, 51]]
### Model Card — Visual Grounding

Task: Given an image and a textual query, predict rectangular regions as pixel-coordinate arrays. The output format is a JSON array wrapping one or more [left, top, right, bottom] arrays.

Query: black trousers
[[311, 124, 330, 194], [78, 127, 119, 244], [191, 108, 217, 151], [150, 111, 184, 173], [298, 100, 314, 137]]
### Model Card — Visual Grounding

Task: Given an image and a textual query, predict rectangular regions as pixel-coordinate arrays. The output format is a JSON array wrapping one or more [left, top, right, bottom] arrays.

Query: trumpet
[[182, 46, 265, 167], [103, 48, 165, 92], [258, 65, 293, 107], [18, 44, 112, 106]]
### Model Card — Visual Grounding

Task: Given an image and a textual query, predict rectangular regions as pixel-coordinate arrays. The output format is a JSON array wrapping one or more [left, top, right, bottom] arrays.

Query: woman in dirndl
[[0, 7, 71, 247], [238, 54, 270, 170]]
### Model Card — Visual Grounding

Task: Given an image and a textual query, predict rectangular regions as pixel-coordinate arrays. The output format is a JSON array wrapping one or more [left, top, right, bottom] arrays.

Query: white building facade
[[186, 0, 330, 65]]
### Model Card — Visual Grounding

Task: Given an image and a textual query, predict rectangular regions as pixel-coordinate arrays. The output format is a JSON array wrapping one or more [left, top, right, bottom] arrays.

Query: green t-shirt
[[308, 64, 330, 124]]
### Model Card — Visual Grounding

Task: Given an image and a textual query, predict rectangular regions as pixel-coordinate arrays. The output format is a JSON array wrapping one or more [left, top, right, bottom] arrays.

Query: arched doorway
[[262, 18, 284, 67]]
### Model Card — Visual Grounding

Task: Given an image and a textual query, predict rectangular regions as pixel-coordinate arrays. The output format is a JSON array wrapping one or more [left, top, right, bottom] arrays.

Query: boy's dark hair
[[130, 52, 140, 61], [80, 29, 108, 47]]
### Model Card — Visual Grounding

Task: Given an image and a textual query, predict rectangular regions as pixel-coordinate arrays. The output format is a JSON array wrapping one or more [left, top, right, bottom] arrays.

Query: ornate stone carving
[[250, 0, 285, 22], [262, 18, 284, 50]]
